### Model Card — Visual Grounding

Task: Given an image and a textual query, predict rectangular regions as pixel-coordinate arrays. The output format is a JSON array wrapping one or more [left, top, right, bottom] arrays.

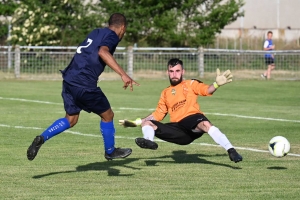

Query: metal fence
[[0, 46, 299, 80]]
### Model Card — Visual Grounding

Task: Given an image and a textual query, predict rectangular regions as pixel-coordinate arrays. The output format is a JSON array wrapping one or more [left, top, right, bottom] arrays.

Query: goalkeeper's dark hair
[[109, 13, 127, 27], [167, 58, 183, 69]]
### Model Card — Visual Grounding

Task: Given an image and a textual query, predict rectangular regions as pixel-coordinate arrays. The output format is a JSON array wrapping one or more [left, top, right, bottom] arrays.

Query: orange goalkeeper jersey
[[152, 79, 212, 122]]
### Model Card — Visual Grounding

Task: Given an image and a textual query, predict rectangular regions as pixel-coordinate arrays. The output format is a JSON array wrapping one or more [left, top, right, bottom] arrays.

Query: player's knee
[[67, 118, 78, 127], [65, 113, 79, 127], [141, 120, 151, 126], [197, 121, 212, 133], [141, 120, 157, 130], [69, 121, 77, 127], [99, 109, 114, 122]]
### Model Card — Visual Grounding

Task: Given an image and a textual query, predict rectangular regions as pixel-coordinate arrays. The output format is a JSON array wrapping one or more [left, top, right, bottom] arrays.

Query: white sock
[[207, 126, 233, 150], [142, 125, 155, 141]]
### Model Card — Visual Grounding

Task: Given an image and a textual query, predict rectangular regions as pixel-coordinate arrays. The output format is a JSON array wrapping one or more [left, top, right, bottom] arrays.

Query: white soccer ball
[[268, 136, 290, 157]]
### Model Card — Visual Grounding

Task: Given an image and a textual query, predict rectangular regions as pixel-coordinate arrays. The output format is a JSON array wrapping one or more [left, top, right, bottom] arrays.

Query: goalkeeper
[[119, 58, 243, 163]]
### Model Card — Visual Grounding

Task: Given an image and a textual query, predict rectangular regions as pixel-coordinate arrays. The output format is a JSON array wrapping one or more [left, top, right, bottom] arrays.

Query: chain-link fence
[[0, 46, 299, 80]]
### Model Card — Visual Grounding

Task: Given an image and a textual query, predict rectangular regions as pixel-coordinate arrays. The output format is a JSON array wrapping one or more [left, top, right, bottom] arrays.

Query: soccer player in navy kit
[[27, 13, 139, 161]]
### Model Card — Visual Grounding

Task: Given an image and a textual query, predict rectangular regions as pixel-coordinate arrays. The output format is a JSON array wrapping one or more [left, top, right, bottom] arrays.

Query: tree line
[[0, 0, 244, 47]]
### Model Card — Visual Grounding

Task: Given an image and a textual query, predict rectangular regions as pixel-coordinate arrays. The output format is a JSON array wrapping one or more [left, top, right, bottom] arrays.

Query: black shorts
[[61, 81, 111, 115], [151, 113, 210, 145], [265, 57, 274, 65]]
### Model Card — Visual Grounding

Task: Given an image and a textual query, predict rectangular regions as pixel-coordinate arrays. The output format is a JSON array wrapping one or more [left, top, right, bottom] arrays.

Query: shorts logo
[[171, 89, 176, 95]]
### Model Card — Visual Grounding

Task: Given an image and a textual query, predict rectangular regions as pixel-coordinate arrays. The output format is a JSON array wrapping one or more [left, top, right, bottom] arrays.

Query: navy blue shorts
[[151, 113, 210, 145], [61, 81, 111, 115], [265, 57, 274, 65]]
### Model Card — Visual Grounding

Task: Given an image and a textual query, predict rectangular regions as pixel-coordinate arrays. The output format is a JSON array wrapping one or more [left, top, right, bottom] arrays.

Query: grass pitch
[[0, 79, 300, 199]]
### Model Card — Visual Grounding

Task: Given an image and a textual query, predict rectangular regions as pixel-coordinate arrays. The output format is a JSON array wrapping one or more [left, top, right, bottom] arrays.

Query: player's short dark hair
[[109, 13, 127, 27], [168, 58, 183, 69], [267, 31, 273, 35]]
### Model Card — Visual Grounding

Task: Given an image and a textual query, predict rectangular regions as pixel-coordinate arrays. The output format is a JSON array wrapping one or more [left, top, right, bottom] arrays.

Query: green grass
[[0, 79, 300, 200]]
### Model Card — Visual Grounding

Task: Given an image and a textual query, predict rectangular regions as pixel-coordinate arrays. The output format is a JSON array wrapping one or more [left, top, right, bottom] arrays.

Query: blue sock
[[41, 118, 70, 142], [100, 121, 115, 154]]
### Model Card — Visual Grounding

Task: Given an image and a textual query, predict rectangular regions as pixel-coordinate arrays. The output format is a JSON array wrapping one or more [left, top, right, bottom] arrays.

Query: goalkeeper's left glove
[[118, 118, 142, 128], [214, 68, 233, 88]]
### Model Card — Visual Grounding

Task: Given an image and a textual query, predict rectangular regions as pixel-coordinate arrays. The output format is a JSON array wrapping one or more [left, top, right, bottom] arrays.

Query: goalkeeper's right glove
[[118, 118, 142, 128]]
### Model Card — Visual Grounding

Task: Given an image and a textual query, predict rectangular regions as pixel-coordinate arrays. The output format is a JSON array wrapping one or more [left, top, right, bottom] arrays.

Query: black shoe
[[135, 138, 158, 150], [228, 148, 243, 163], [105, 148, 132, 161], [27, 135, 44, 161]]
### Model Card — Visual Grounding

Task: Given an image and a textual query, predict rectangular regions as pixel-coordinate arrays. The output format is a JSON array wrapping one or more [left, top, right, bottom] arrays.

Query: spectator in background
[[261, 31, 275, 80]]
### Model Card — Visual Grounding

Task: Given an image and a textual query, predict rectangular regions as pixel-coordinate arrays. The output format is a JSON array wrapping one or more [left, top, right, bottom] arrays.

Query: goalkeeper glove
[[214, 68, 233, 88], [118, 118, 142, 128]]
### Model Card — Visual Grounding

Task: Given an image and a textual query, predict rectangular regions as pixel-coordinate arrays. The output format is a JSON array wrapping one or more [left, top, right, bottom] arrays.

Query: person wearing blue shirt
[[261, 31, 275, 80], [27, 13, 139, 161]]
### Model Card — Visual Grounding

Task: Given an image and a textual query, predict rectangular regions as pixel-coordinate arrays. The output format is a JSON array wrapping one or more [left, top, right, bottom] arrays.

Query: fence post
[[127, 46, 133, 78], [198, 47, 204, 78], [8, 46, 12, 69], [14, 45, 20, 78]]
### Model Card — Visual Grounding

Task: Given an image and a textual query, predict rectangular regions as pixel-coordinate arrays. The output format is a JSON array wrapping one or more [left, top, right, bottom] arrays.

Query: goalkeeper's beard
[[169, 76, 183, 86]]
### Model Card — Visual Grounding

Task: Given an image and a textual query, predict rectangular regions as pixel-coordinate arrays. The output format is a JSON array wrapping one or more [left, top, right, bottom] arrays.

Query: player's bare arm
[[99, 46, 139, 90], [264, 46, 274, 51], [141, 114, 155, 123], [207, 84, 217, 94]]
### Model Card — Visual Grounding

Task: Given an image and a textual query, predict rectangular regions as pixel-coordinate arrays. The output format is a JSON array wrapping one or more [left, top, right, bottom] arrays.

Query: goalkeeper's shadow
[[144, 150, 242, 169]]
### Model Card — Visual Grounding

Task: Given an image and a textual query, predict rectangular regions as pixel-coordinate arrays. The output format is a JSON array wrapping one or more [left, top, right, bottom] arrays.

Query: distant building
[[220, 0, 300, 41]]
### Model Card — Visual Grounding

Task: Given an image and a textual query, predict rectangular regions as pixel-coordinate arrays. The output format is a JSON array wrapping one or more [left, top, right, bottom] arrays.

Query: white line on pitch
[[204, 112, 300, 123], [0, 96, 299, 123], [0, 97, 61, 105], [1, 123, 300, 157]]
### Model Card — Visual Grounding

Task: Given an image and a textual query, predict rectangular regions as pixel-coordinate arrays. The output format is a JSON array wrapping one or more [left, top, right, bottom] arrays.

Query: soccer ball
[[268, 136, 290, 157]]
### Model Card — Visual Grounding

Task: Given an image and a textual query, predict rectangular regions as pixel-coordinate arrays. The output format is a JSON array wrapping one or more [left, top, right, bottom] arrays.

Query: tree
[[8, 0, 104, 46], [0, 0, 18, 44], [178, 0, 244, 47], [93, 0, 244, 47], [93, 0, 182, 46]]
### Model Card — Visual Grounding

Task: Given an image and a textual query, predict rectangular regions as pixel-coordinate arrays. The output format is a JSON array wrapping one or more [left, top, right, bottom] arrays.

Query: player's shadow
[[32, 158, 140, 179], [145, 150, 241, 169]]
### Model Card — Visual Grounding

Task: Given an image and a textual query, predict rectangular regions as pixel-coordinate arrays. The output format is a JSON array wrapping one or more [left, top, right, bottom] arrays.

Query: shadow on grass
[[33, 150, 241, 178], [267, 166, 287, 170], [144, 150, 242, 169], [32, 158, 140, 179]]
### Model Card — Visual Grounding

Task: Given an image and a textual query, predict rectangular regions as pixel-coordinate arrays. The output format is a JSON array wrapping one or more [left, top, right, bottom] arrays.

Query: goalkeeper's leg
[[207, 125, 243, 163], [135, 123, 158, 150], [142, 125, 155, 141]]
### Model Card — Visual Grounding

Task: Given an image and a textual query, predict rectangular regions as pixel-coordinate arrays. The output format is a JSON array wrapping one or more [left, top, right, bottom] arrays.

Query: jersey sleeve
[[190, 79, 212, 96], [152, 90, 168, 121], [264, 40, 269, 48], [99, 32, 119, 52]]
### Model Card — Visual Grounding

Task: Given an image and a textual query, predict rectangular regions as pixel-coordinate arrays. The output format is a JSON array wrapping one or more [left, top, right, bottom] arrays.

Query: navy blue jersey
[[61, 28, 120, 88]]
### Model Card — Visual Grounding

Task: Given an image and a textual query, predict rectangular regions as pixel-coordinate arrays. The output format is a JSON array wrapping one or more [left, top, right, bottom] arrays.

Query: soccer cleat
[[135, 138, 158, 150], [260, 74, 267, 79], [27, 135, 44, 161], [227, 148, 243, 163], [105, 148, 132, 161]]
